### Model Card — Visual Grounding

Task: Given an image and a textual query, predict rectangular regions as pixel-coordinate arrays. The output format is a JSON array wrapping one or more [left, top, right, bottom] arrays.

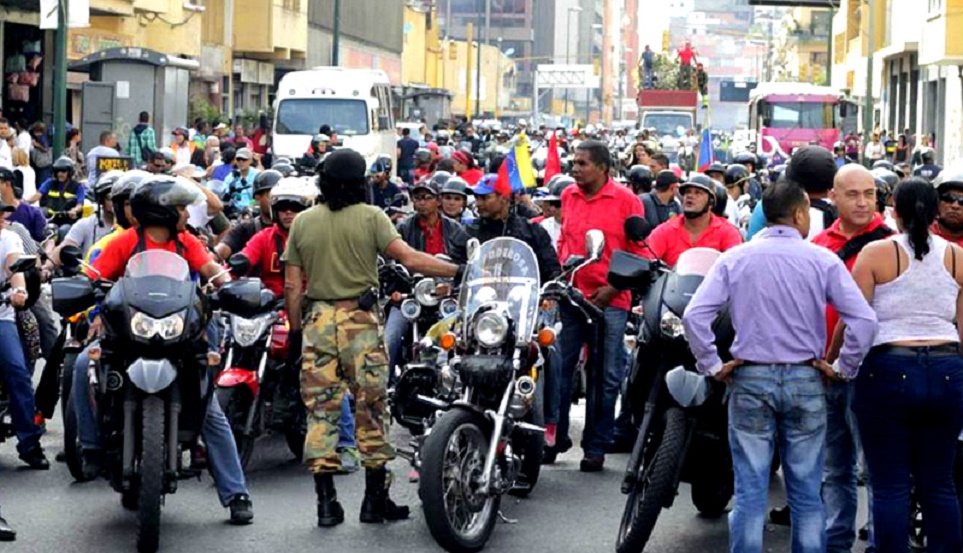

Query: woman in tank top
[[851, 177, 963, 553]]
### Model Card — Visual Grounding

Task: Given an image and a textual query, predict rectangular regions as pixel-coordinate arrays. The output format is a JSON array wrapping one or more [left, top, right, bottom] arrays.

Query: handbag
[[30, 144, 52, 169], [6, 83, 29, 102]]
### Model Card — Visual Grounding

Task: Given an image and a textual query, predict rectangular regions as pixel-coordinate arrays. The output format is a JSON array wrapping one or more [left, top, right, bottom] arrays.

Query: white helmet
[[270, 177, 316, 211]]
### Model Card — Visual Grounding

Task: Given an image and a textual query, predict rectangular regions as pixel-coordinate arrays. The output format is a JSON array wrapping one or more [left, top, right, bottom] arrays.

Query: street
[[0, 400, 874, 553]]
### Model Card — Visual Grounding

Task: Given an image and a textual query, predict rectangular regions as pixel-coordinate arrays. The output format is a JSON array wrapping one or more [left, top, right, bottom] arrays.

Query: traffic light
[[662, 30, 670, 53]]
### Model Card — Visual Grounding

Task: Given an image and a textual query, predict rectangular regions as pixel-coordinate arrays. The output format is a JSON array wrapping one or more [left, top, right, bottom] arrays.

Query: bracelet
[[11, 287, 27, 297]]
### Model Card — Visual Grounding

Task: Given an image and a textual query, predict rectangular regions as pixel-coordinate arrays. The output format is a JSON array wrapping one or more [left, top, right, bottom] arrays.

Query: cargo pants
[[301, 300, 394, 474]]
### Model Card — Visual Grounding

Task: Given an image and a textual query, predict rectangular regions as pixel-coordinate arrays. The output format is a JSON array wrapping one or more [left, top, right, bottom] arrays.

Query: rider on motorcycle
[[50, 170, 122, 269], [297, 134, 330, 175], [29, 156, 86, 226], [84, 170, 150, 265], [214, 169, 279, 261], [438, 176, 474, 225], [73, 175, 254, 524]]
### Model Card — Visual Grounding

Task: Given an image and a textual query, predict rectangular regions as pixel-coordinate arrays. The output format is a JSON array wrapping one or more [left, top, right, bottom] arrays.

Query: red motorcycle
[[212, 278, 305, 469]]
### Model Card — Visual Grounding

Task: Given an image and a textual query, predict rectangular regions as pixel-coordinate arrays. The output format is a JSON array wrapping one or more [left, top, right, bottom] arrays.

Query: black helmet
[[724, 164, 750, 187], [922, 149, 936, 165], [415, 148, 432, 163], [872, 159, 895, 172], [873, 174, 893, 213], [679, 174, 717, 204], [770, 163, 788, 184], [273, 162, 296, 178], [111, 170, 151, 229], [704, 162, 726, 176], [130, 175, 201, 232], [52, 156, 75, 175], [627, 165, 654, 191], [441, 176, 471, 198], [871, 168, 899, 189], [733, 152, 758, 168], [548, 175, 575, 199], [94, 170, 124, 201], [254, 169, 283, 195], [712, 183, 728, 217]]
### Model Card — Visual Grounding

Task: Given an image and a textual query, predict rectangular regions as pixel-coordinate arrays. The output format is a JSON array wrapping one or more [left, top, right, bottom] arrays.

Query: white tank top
[[873, 234, 960, 346]]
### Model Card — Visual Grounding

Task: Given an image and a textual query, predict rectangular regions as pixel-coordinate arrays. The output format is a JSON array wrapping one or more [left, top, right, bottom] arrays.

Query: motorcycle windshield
[[459, 238, 540, 346], [121, 251, 194, 319], [674, 248, 722, 277], [125, 251, 191, 281]]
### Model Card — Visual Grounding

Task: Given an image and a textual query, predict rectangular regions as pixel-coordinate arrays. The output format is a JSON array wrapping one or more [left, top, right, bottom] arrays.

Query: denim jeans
[[0, 321, 44, 455], [728, 365, 827, 553], [384, 305, 407, 385], [338, 394, 355, 448], [823, 380, 868, 552], [557, 304, 628, 457], [74, 346, 249, 506], [853, 347, 963, 553]]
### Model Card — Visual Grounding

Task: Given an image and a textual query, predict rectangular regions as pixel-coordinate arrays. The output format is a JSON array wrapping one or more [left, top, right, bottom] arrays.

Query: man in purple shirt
[[683, 180, 877, 553], [0, 169, 45, 242]]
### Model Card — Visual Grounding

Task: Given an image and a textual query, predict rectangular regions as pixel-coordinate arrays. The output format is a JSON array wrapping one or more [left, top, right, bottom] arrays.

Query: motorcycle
[[418, 232, 603, 553], [52, 250, 230, 553], [609, 216, 735, 553], [212, 257, 304, 469]]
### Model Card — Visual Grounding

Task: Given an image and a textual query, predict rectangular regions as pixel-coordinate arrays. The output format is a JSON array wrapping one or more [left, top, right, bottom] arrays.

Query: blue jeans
[[338, 394, 355, 448], [0, 321, 44, 455], [557, 304, 628, 457], [74, 347, 249, 506], [729, 365, 827, 553], [853, 348, 963, 553], [384, 305, 407, 385]]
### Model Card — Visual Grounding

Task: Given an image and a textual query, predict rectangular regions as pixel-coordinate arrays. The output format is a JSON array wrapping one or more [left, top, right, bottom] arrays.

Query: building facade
[[308, 0, 404, 84]]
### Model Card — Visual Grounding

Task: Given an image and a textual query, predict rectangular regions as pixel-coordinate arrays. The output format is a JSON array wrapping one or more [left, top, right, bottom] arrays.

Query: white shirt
[[0, 141, 12, 170], [15, 166, 36, 204], [0, 228, 25, 322], [187, 201, 213, 230], [540, 217, 561, 251], [16, 131, 31, 153], [864, 142, 885, 160]]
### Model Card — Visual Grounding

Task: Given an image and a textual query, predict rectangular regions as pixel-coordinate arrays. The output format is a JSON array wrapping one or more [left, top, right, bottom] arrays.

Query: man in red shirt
[[932, 170, 963, 247], [643, 174, 742, 267], [677, 40, 699, 89], [554, 140, 645, 471]]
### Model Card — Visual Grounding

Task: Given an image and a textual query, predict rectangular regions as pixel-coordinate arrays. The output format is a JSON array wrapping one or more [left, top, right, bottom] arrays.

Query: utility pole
[[466, 23, 474, 119], [565, 7, 582, 121], [332, 0, 342, 66], [825, 6, 834, 85], [53, 0, 68, 155], [474, 0, 489, 118], [863, 0, 875, 144]]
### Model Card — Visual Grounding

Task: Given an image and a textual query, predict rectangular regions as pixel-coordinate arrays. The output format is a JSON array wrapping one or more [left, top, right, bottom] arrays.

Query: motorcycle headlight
[[439, 298, 459, 318], [131, 311, 185, 341], [475, 311, 509, 348], [400, 299, 422, 320], [414, 278, 439, 307], [660, 311, 685, 339], [231, 314, 273, 348]]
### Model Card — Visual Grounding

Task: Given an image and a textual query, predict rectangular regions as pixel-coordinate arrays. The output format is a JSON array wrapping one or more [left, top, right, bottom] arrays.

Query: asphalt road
[[0, 401, 873, 553]]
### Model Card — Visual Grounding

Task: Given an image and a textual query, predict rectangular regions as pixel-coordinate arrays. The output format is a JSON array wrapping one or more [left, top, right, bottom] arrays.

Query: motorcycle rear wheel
[[137, 396, 165, 553], [421, 409, 500, 553], [216, 387, 257, 470], [616, 407, 687, 553]]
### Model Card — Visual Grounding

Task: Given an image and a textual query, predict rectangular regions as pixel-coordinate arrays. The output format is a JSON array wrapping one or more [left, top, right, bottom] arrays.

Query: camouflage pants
[[301, 301, 394, 474]]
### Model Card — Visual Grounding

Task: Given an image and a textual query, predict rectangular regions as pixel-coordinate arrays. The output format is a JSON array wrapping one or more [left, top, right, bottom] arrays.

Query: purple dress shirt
[[682, 225, 878, 378]]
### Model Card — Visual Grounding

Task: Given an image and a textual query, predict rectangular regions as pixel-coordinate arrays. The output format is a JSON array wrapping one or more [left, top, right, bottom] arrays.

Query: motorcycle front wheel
[[137, 396, 165, 553], [616, 407, 687, 553], [420, 409, 500, 553]]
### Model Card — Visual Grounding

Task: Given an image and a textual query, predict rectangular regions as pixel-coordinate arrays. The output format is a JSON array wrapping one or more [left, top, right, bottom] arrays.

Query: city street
[[0, 401, 874, 553]]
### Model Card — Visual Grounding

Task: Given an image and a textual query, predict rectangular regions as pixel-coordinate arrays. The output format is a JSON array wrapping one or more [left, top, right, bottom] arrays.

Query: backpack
[[132, 127, 153, 164]]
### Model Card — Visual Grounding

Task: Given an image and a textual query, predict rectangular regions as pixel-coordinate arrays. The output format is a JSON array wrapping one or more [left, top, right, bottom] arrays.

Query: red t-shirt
[[678, 47, 697, 65], [643, 214, 743, 268], [558, 179, 645, 311], [90, 228, 212, 282], [459, 167, 485, 186], [240, 225, 288, 297], [419, 217, 446, 256]]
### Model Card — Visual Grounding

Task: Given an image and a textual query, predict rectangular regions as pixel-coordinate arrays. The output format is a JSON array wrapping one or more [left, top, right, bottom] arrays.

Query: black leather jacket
[[466, 214, 561, 283], [397, 212, 468, 264]]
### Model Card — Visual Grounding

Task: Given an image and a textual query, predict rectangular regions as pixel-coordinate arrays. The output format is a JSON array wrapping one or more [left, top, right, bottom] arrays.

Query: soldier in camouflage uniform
[[283, 149, 460, 528]]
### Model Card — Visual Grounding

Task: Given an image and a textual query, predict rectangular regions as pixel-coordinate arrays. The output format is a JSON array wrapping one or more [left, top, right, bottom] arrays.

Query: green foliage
[[648, 53, 683, 91], [189, 95, 222, 126]]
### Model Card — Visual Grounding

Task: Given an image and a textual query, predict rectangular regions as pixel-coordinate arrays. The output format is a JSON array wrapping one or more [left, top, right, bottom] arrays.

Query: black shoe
[[360, 466, 410, 523], [19, 446, 49, 470], [82, 448, 104, 480], [579, 455, 605, 472], [314, 473, 344, 527], [769, 505, 791, 526], [228, 494, 253, 525], [0, 517, 15, 541], [541, 447, 559, 465]]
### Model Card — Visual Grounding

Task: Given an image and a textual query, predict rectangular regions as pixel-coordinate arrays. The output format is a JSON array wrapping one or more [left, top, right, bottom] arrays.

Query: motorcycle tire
[[690, 474, 733, 518], [63, 393, 89, 482], [216, 387, 256, 470], [509, 385, 545, 498], [616, 407, 687, 553], [138, 396, 165, 553], [421, 409, 500, 553]]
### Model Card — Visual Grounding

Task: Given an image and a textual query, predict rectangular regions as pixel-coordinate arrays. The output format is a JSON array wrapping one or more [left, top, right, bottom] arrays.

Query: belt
[[307, 297, 360, 310], [873, 344, 961, 357], [741, 359, 818, 369]]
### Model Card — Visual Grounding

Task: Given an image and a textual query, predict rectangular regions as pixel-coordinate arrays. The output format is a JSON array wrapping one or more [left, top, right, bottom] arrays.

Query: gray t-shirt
[[0, 229, 25, 322], [65, 214, 114, 257]]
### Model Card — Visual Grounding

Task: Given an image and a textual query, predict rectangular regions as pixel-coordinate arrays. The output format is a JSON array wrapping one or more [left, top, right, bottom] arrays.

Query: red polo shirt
[[813, 213, 892, 345], [240, 225, 288, 297], [418, 216, 446, 256], [643, 214, 743, 267], [932, 221, 963, 247], [558, 179, 645, 311]]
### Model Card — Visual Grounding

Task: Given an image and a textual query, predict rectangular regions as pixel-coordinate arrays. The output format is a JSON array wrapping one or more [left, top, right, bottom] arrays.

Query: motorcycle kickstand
[[497, 511, 518, 525]]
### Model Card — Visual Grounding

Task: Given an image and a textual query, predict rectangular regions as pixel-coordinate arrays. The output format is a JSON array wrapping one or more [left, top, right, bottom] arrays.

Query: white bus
[[273, 67, 396, 170]]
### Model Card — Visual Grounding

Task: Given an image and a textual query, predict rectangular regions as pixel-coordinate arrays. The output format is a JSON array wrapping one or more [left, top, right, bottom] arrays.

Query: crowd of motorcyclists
[[0, 106, 962, 553]]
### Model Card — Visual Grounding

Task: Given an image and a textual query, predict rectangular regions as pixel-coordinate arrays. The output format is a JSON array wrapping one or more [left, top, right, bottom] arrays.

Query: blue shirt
[[397, 137, 420, 170], [8, 201, 46, 242], [746, 201, 767, 240], [224, 168, 260, 212], [212, 163, 233, 182]]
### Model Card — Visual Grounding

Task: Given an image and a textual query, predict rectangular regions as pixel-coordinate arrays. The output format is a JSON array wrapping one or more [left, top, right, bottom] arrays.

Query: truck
[[637, 89, 699, 163]]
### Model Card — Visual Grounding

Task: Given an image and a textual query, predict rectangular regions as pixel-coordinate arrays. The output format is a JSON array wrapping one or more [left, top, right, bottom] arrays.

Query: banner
[[40, 0, 91, 30]]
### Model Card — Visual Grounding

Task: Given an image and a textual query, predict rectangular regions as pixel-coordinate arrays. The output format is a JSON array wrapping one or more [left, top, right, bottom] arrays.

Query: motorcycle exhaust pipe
[[515, 376, 535, 400], [508, 376, 536, 419]]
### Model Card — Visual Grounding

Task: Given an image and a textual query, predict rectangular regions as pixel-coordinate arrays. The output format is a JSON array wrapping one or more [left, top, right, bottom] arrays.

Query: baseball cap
[[214, 123, 228, 131], [452, 151, 472, 167], [785, 145, 837, 192], [235, 148, 253, 160], [654, 170, 679, 190], [0, 167, 14, 183], [473, 174, 509, 196]]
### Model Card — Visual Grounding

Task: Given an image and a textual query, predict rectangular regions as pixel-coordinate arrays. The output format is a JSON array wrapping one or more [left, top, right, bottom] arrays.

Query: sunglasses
[[941, 195, 963, 207], [412, 194, 436, 202]]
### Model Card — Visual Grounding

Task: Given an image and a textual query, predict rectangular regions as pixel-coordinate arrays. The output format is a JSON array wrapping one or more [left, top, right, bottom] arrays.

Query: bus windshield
[[642, 113, 692, 137], [275, 98, 369, 136], [764, 102, 834, 129]]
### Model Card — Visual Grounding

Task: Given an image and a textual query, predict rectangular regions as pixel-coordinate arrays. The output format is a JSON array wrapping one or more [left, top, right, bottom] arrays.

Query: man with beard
[[932, 170, 963, 246], [642, 174, 743, 267]]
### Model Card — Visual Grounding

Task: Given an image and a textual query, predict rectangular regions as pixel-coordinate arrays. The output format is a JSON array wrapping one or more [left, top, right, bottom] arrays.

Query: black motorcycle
[[609, 216, 735, 553], [53, 249, 230, 553]]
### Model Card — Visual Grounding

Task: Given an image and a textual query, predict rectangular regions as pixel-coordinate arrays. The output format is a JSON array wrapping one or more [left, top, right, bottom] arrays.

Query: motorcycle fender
[[665, 366, 710, 408], [127, 358, 177, 394], [215, 368, 259, 396]]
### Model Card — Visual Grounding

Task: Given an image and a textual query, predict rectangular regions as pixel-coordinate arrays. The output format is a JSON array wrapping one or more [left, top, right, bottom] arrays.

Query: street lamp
[[565, 6, 583, 120]]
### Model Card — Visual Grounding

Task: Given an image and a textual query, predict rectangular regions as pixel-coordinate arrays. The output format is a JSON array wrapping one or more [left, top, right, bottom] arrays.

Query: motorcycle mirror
[[563, 255, 586, 273], [435, 253, 452, 263], [466, 238, 481, 260], [59, 245, 83, 269], [8, 255, 37, 274], [584, 229, 605, 261], [392, 193, 409, 206], [228, 253, 251, 276], [259, 289, 276, 308], [624, 215, 653, 242]]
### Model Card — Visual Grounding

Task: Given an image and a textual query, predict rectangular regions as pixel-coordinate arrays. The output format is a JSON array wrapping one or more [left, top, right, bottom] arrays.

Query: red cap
[[452, 151, 472, 167]]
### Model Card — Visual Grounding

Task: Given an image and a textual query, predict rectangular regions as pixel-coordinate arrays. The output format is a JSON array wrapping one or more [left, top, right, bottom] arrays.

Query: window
[[275, 99, 369, 136], [765, 102, 834, 129]]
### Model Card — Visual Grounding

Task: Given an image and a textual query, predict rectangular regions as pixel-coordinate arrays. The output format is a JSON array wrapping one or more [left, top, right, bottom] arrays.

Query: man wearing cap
[[933, 169, 963, 247], [641, 169, 683, 230], [452, 151, 484, 186], [643, 174, 743, 267], [282, 148, 460, 528], [223, 148, 260, 216]]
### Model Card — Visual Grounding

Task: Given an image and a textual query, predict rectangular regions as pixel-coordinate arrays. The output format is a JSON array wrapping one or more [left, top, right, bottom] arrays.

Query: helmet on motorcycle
[[130, 175, 203, 232], [679, 174, 717, 205], [254, 169, 284, 195], [733, 151, 758, 169], [413, 171, 450, 196], [111, 170, 152, 228], [369, 154, 393, 176], [770, 164, 788, 184], [272, 161, 296, 178], [704, 162, 726, 181], [871, 168, 900, 190], [873, 174, 893, 213], [547, 175, 575, 200], [712, 182, 729, 217], [627, 165, 654, 192], [311, 134, 330, 147], [833, 141, 846, 153], [94, 170, 124, 202], [272, 157, 294, 168], [440, 176, 471, 198], [872, 159, 895, 172], [52, 156, 75, 176], [270, 177, 316, 213], [724, 164, 750, 187]]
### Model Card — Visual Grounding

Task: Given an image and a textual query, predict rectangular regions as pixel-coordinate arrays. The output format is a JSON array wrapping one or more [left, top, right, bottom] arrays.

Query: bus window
[[275, 98, 370, 136], [766, 102, 833, 129]]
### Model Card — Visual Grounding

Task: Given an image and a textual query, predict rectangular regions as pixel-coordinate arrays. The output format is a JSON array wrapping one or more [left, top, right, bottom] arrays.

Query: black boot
[[314, 473, 344, 527], [360, 466, 410, 523]]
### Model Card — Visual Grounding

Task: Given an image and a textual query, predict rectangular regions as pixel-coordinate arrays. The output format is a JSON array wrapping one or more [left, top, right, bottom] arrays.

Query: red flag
[[544, 133, 561, 184], [494, 152, 514, 196]]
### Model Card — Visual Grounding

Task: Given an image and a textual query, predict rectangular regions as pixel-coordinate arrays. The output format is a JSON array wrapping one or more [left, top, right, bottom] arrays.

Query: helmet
[[130, 175, 202, 231], [871, 168, 899, 189], [872, 159, 895, 172], [627, 165, 654, 190], [270, 177, 316, 212], [311, 134, 330, 146], [921, 148, 936, 164], [272, 157, 294, 168], [414, 148, 432, 163], [770, 164, 788, 183], [724, 164, 750, 187], [440, 176, 471, 198], [548, 175, 575, 199], [272, 162, 296, 178], [833, 141, 845, 152], [254, 169, 284, 195], [936, 167, 963, 195], [159, 147, 175, 163], [679, 174, 717, 204], [52, 156, 75, 175], [733, 151, 758, 168], [94, 170, 124, 201], [704, 162, 726, 177], [426, 171, 452, 191], [873, 174, 893, 213], [712, 183, 729, 217], [111, 170, 151, 201], [369, 154, 393, 175]]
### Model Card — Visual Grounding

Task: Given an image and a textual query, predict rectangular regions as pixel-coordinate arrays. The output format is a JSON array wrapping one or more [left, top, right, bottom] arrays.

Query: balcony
[[234, 0, 307, 61]]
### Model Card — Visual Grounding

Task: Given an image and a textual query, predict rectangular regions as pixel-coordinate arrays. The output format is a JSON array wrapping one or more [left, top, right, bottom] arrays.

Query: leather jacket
[[467, 214, 561, 282], [397, 212, 468, 264]]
